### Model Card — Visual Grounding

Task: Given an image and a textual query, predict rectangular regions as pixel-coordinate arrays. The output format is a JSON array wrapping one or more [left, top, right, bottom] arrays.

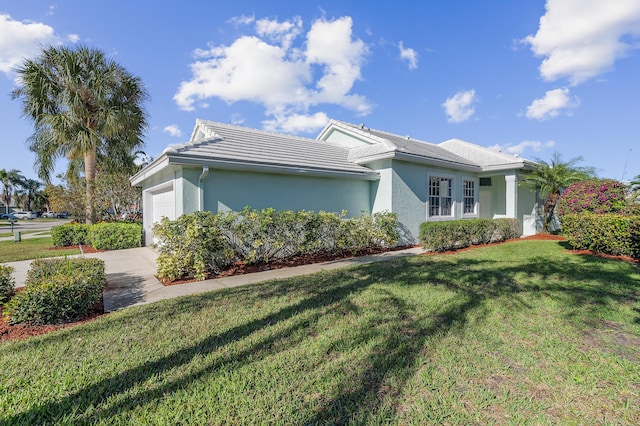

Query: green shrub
[[51, 223, 90, 247], [153, 209, 399, 281], [89, 222, 142, 250], [5, 258, 105, 325], [419, 218, 519, 252], [561, 213, 640, 257], [153, 211, 235, 281], [0, 264, 15, 303]]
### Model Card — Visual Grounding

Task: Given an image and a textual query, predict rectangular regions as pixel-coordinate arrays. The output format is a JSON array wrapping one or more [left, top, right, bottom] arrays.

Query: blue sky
[[1, 0, 639, 183]]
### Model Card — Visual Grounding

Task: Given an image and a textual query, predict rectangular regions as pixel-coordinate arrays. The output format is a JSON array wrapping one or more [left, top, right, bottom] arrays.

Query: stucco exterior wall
[[201, 169, 372, 217]]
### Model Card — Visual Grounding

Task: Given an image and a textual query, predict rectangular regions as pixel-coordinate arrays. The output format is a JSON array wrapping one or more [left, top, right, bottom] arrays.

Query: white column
[[505, 174, 518, 218]]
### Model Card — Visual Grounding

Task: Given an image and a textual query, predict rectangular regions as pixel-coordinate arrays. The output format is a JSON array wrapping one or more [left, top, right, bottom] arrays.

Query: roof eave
[[354, 151, 481, 172], [166, 155, 380, 181], [130, 155, 171, 187]]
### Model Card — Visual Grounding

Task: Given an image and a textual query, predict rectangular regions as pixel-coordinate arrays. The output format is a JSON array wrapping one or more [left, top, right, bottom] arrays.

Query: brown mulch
[[2, 234, 636, 342], [48, 245, 104, 254], [159, 245, 417, 286]]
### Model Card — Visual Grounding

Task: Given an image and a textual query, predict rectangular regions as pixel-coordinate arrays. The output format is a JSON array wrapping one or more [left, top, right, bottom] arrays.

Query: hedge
[[51, 223, 90, 246], [0, 264, 14, 303], [419, 218, 520, 252], [561, 213, 640, 258], [51, 222, 142, 249], [152, 209, 399, 282], [89, 222, 142, 250], [4, 258, 105, 325]]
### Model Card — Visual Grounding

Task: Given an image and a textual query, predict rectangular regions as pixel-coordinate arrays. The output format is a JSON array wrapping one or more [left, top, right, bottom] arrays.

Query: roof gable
[[139, 119, 379, 183]]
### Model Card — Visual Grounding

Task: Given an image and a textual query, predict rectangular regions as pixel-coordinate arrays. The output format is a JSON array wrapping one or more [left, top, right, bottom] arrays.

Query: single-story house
[[131, 119, 542, 245]]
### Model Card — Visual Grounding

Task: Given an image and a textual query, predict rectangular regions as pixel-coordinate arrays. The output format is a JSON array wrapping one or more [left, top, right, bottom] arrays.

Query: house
[[131, 119, 541, 245]]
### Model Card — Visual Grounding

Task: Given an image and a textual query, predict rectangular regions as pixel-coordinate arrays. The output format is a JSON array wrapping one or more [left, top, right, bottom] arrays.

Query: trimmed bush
[[0, 264, 15, 303], [154, 211, 235, 281], [4, 258, 105, 325], [152, 209, 399, 281], [419, 218, 520, 252], [89, 222, 142, 250], [561, 213, 640, 257], [51, 223, 90, 247]]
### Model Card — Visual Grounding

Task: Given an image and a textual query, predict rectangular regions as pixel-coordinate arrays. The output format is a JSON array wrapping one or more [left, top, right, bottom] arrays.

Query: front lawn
[[1, 240, 639, 424], [0, 237, 81, 262]]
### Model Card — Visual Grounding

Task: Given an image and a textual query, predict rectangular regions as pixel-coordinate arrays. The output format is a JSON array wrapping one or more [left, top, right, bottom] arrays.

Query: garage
[[143, 183, 175, 245]]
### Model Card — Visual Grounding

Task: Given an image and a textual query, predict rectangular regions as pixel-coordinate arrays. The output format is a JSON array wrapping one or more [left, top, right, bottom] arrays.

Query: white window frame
[[427, 174, 455, 220], [462, 178, 479, 218]]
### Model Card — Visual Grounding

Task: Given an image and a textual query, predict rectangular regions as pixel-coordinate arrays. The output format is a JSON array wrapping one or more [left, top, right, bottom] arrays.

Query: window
[[463, 180, 476, 214], [479, 177, 492, 186], [429, 176, 453, 217]]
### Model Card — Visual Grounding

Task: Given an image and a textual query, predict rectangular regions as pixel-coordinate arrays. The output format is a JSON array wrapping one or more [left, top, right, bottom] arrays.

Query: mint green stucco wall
[[200, 169, 372, 217], [177, 168, 200, 216]]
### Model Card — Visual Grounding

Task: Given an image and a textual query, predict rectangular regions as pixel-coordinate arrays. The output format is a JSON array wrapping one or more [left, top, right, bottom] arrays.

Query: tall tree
[[15, 178, 44, 212], [0, 169, 24, 214], [520, 152, 595, 232], [11, 45, 149, 224]]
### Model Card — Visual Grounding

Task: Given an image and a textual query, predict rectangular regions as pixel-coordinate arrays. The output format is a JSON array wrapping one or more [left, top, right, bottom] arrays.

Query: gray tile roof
[[328, 120, 480, 169], [162, 120, 379, 179], [438, 138, 528, 169]]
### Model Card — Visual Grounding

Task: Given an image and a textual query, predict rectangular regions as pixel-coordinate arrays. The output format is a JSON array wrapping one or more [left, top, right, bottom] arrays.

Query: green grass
[[0, 237, 80, 262], [1, 240, 639, 424]]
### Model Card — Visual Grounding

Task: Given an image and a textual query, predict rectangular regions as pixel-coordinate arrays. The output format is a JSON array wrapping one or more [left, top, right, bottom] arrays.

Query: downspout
[[198, 166, 209, 211]]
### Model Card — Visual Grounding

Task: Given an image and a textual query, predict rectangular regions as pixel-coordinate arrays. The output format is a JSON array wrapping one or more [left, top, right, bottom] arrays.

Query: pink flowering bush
[[557, 179, 630, 217]]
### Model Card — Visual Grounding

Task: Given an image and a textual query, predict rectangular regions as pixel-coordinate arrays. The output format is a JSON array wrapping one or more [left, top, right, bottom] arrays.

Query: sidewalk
[[7, 246, 424, 312]]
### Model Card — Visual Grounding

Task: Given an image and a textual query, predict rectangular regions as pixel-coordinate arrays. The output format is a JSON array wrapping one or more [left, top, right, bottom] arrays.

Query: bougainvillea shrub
[[557, 179, 630, 217]]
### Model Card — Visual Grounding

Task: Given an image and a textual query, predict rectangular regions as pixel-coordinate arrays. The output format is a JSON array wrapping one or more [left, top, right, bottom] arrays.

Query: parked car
[[0, 213, 17, 220], [58, 211, 69, 218], [13, 211, 37, 220], [42, 211, 59, 218]]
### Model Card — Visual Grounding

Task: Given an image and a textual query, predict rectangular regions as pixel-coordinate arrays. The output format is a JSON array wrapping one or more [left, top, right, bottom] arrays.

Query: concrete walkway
[[7, 246, 424, 312]]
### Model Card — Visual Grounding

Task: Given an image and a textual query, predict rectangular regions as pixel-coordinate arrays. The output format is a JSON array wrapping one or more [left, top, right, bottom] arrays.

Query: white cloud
[[442, 89, 477, 123], [398, 41, 418, 70], [163, 124, 182, 138], [524, 0, 640, 84], [255, 16, 302, 49], [228, 15, 255, 27], [490, 140, 556, 155], [263, 111, 329, 133], [0, 13, 57, 74], [526, 88, 578, 120], [174, 15, 371, 133], [67, 34, 80, 43]]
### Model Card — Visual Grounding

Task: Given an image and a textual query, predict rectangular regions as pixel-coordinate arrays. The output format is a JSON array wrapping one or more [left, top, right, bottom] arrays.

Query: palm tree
[[0, 169, 24, 214], [11, 45, 149, 224], [16, 178, 44, 212], [520, 152, 595, 232]]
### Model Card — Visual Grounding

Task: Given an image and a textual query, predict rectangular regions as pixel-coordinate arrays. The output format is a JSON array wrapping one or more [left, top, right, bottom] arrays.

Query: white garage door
[[152, 188, 175, 223]]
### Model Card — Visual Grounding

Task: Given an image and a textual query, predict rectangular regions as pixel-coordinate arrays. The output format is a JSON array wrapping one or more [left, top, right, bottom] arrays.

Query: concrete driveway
[[6, 245, 424, 312]]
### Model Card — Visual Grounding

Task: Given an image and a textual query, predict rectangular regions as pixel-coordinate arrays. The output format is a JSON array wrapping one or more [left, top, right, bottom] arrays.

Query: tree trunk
[[542, 191, 560, 233], [84, 147, 97, 225]]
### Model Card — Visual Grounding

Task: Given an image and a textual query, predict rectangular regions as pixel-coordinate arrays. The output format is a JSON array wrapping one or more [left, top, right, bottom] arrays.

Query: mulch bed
[[2, 234, 636, 342], [159, 245, 416, 286]]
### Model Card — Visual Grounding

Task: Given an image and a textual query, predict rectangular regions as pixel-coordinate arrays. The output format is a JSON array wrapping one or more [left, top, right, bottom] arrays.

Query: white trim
[[461, 177, 479, 218], [426, 172, 456, 221]]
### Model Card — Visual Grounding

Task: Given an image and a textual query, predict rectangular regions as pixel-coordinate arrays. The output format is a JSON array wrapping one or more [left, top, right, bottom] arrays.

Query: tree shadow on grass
[[3, 244, 639, 424]]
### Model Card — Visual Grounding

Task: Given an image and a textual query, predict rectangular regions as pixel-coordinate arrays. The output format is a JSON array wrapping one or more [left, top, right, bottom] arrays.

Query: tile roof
[[326, 120, 480, 169], [161, 119, 379, 179], [438, 138, 529, 169]]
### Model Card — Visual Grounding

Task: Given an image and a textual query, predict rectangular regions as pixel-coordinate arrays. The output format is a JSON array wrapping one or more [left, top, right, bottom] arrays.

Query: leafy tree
[[11, 45, 149, 224], [15, 178, 45, 212], [520, 152, 595, 232], [0, 169, 24, 214]]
